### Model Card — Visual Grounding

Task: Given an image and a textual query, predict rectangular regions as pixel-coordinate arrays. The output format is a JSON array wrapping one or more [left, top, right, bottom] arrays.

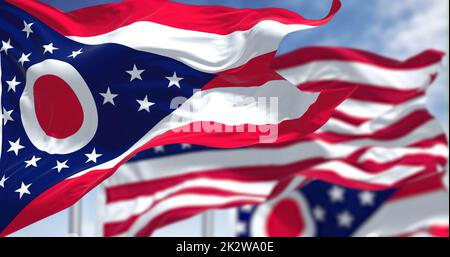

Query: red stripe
[[108, 184, 269, 205], [300, 81, 425, 104], [356, 155, 446, 174], [308, 110, 433, 143], [349, 87, 424, 104], [202, 52, 283, 90], [410, 134, 449, 148], [389, 173, 447, 201], [291, 145, 446, 191], [251, 133, 447, 152], [394, 225, 449, 237], [297, 168, 431, 191], [6, 0, 341, 36], [104, 214, 139, 237], [273, 46, 445, 70], [136, 200, 261, 237], [104, 198, 261, 237], [331, 110, 370, 126], [0, 168, 121, 237], [137, 88, 353, 148], [104, 200, 261, 237], [429, 225, 450, 237]]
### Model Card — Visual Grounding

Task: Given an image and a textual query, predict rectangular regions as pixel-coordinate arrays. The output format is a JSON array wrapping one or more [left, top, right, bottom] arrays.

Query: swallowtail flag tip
[[0, 0, 344, 236]]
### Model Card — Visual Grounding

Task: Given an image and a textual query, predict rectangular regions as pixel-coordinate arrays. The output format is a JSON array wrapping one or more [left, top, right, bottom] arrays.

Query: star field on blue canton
[[237, 180, 396, 237], [0, 2, 215, 231]]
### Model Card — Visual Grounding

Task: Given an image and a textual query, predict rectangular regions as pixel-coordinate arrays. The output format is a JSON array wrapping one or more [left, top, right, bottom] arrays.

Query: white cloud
[[374, 0, 449, 57], [365, 0, 449, 134]]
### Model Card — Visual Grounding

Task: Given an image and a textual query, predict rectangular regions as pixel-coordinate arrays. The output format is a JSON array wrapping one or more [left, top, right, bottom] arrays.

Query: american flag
[[0, 0, 349, 236], [235, 173, 449, 237], [99, 47, 447, 237]]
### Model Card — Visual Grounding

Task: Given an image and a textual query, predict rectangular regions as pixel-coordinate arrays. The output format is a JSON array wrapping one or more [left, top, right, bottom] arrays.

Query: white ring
[[250, 191, 316, 237], [20, 59, 98, 155]]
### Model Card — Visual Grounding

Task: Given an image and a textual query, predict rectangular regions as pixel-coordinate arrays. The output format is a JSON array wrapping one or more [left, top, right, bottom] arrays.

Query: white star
[[7, 138, 24, 156], [100, 87, 118, 106], [0, 38, 13, 54], [2, 107, 14, 125], [85, 148, 102, 163], [136, 95, 155, 112], [43, 43, 58, 54], [312, 205, 326, 222], [154, 146, 165, 153], [6, 76, 21, 92], [337, 211, 354, 229], [328, 186, 345, 203], [166, 72, 184, 88], [181, 144, 192, 150], [0, 175, 8, 188], [68, 48, 83, 58], [126, 64, 145, 81], [18, 52, 31, 66], [359, 191, 376, 207], [53, 160, 69, 173], [22, 21, 34, 38], [24, 155, 42, 168], [15, 182, 31, 199]]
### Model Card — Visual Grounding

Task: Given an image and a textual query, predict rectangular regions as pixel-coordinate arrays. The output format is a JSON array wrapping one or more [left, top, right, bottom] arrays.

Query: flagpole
[[68, 201, 82, 237], [201, 211, 214, 237]]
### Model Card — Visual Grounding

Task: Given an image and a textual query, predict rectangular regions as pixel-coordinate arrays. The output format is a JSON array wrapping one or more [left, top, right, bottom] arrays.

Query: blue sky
[[10, 0, 449, 236]]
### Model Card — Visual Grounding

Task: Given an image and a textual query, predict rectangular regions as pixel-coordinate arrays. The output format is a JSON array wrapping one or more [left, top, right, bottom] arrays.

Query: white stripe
[[359, 144, 449, 163], [353, 190, 449, 237], [103, 179, 275, 223], [336, 99, 394, 119], [322, 97, 428, 134], [97, 184, 107, 237], [278, 60, 440, 90], [68, 20, 311, 73], [167, 80, 318, 126], [331, 120, 443, 148], [126, 194, 266, 236], [105, 121, 443, 187], [103, 195, 153, 224], [312, 161, 424, 186]]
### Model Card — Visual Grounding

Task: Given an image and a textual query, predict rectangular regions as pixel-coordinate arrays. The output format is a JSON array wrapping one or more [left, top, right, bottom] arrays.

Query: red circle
[[266, 199, 305, 237], [33, 75, 84, 139]]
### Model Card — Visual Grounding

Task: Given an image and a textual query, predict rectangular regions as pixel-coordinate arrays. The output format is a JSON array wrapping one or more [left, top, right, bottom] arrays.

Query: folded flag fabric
[[270, 46, 447, 191], [0, 0, 345, 236], [235, 173, 449, 237], [99, 47, 446, 237]]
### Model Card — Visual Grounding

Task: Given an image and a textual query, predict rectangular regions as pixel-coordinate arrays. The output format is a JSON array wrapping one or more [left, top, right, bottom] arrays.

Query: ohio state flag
[[0, 0, 346, 236]]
